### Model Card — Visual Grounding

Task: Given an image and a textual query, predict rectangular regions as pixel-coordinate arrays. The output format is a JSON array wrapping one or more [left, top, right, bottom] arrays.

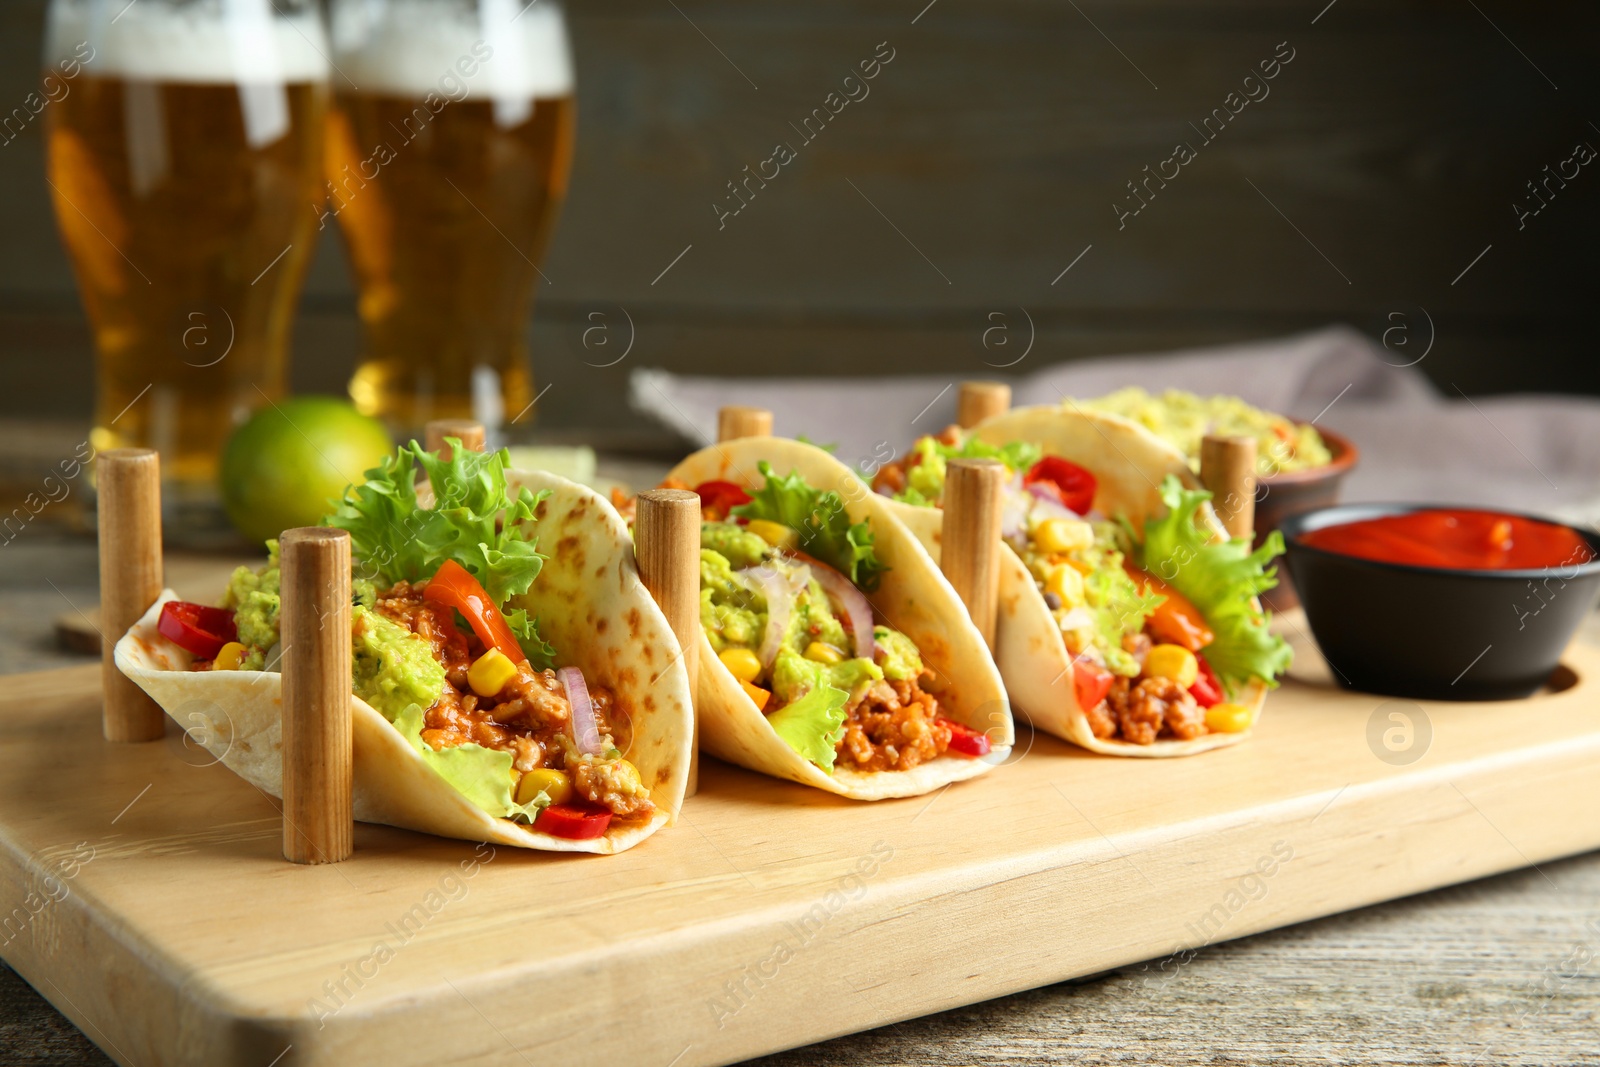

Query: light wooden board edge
[[1, 648, 1597, 1067]]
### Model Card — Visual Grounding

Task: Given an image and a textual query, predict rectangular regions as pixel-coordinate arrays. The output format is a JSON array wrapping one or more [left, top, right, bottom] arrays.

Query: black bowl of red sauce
[[1280, 505, 1600, 701]]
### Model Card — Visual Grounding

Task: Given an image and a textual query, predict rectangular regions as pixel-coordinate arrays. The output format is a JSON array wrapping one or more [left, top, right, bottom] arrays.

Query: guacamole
[[702, 522, 768, 570], [699, 521, 924, 704], [221, 541, 281, 670], [772, 648, 880, 705], [220, 540, 378, 670], [905, 438, 948, 504], [872, 626, 922, 682], [1013, 517, 1161, 677], [893, 435, 1042, 507], [1073, 387, 1331, 476], [700, 549, 766, 653], [351, 606, 446, 718]]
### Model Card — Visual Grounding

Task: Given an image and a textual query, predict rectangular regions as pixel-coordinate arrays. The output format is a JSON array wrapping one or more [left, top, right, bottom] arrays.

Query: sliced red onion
[[740, 565, 799, 668], [804, 562, 876, 662], [558, 666, 603, 756], [1027, 483, 1082, 521], [999, 484, 1031, 541]]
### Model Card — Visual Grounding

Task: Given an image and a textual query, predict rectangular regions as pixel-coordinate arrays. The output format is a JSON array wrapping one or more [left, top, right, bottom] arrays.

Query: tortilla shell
[[114, 471, 693, 854], [670, 437, 1013, 798], [891, 405, 1270, 757]]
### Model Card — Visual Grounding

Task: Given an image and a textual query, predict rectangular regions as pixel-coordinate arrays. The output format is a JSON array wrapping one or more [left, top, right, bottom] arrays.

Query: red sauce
[[1302, 509, 1595, 571]]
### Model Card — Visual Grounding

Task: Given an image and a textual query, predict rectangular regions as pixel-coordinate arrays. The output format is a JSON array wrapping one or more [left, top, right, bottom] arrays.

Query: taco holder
[[6, 434, 1600, 1067]]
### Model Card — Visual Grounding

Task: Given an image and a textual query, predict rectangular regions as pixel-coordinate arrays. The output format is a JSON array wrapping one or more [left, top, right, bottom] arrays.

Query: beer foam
[[45, 0, 331, 84], [331, 0, 574, 100]]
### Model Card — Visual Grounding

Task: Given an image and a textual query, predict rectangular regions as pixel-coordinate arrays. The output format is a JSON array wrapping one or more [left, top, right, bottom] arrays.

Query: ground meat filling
[[835, 677, 952, 773], [374, 582, 653, 819], [1078, 617, 1209, 745], [1091, 674, 1204, 745], [1084, 678, 1123, 741]]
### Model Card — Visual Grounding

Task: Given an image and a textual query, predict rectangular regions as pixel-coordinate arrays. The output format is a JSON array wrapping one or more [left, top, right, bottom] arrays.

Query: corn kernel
[[746, 519, 799, 552], [719, 646, 763, 683], [1045, 564, 1084, 606], [468, 648, 519, 698], [804, 641, 845, 665], [1033, 517, 1094, 554], [212, 641, 247, 671], [1144, 644, 1199, 688], [515, 767, 572, 807], [1206, 702, 1255, 733]]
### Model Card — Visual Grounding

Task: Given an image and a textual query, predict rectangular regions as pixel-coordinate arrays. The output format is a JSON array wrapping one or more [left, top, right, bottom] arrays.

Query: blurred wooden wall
[[2, 0, 1596, 451]]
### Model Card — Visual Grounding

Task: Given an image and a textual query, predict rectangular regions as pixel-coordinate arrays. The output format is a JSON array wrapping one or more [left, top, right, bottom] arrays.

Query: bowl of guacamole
[[1073, 387, 1359, 607], [1074, 387, 1342, 477]]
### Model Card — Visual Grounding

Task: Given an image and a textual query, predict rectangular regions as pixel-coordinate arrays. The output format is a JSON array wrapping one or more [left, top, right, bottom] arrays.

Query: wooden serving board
[[3, 634, 1598, 1067]]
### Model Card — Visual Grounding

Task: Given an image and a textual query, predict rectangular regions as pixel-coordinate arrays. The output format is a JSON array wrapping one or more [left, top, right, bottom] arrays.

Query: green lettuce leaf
[[323, 439, 556, 665], [766, 684, 849, 771], [732, 461, 888, 592], [1135, 475, 1292, 692], [392, 704, 547, 820], [502, 606, 559, 669]]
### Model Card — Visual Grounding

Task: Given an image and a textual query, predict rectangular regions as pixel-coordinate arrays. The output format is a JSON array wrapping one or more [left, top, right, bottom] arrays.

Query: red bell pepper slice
[[1128, 568, 1216, 652], [1023, 456, 1098, 515], [693, 480, 751, 521], [937, 717, 992, 758], [1189, 655, 1223, 708], [158, 600, 238, 659], [1071, 656, 1114, 712], [422, 559, 527, 664], [534, 801, 613, 839]]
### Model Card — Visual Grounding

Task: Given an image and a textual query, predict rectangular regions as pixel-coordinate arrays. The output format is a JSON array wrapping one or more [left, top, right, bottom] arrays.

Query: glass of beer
[[327, 0, 576, 440], [43, 0, 331, 504]]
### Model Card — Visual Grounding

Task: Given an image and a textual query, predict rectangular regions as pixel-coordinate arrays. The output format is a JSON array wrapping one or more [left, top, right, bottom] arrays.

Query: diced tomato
[[1071, 657, 1114, 712], [423, 559, 527, 664], [1129, 568, 1215, 652], [1189, 655, 1223, 708], [1023, 456, 1098, 515], [937, 717, 991, 758], [693, 480, 751, 521], [158, 600, 238, 659], [533, 802, 613, 840]]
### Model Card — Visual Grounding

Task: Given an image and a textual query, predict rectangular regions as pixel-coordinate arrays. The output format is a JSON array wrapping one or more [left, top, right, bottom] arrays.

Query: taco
[[1074, 387, 1333, 476], [623, 437, 1011, 798], [115, 442, 693, 854], [870, 408, 1291, 757]]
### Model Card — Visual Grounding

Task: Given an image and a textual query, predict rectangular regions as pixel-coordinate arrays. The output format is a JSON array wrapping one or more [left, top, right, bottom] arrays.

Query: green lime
[[219, 397, 393, 545]]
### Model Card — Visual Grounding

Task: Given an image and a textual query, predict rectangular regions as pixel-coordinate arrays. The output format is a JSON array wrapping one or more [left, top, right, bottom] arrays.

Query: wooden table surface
[[3, 529, 1597, 1067]]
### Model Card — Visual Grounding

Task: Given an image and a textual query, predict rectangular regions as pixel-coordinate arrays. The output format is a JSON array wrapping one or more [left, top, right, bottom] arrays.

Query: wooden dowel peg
[[940, 459, 1006, 650], [635, 489, 703, 797], [280, 527, 354, 865], [97, 448, 166, 742], [716, 406, 772, 443], [957, 381, 1011, 429], [1200, 434, 1258, 540], [425, 419, 485, 459]]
